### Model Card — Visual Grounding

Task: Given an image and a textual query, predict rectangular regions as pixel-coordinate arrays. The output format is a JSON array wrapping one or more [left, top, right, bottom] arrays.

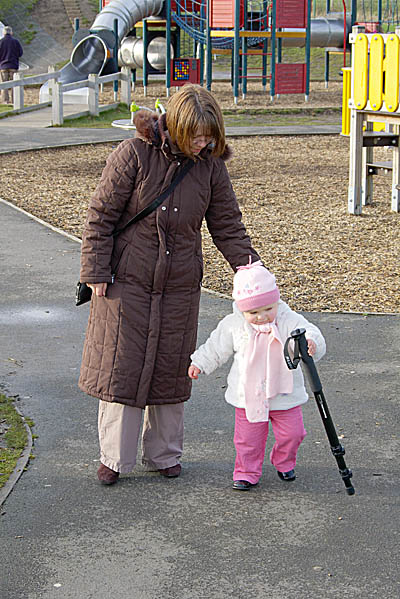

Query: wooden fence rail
[[0, 66, 132, 125]]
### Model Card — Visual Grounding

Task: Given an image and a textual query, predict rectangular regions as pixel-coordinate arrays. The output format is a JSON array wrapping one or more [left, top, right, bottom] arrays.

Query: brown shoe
[[97, 463, 119, 485], [158, 464, 181, 478]]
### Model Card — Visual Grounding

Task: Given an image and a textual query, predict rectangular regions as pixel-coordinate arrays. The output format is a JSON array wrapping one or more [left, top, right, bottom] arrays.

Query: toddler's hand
[[307, 339, 316, 356], [188, 365, 201, 380]]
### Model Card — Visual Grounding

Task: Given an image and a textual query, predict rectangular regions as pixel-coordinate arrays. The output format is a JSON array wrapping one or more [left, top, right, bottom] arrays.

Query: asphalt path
[[0, 198, 399, 598], [0, 123, 341, 155]]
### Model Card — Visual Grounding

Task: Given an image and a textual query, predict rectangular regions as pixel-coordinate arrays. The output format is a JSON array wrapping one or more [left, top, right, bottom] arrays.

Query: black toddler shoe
[[277, 469, 296, 482], [232, 480, 258, 491]]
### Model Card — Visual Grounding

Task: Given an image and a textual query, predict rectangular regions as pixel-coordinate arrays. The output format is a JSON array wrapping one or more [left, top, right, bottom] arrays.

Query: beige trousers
[[98, 400, 184, 473], [0, 69, 16, 103]]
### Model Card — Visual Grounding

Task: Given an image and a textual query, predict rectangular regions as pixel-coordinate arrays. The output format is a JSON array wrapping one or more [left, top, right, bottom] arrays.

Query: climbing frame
[[348, 25, 400, 214]]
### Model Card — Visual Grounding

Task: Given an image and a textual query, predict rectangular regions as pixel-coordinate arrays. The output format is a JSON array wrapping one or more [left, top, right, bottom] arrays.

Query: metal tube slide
[[40, 0, 164, 102], [69, 0, 164, 81], [91, 0, 164, 42]]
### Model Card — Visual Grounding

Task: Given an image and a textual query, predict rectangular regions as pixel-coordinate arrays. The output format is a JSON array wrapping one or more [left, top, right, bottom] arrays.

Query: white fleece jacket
[[191, 300, 326, 413]]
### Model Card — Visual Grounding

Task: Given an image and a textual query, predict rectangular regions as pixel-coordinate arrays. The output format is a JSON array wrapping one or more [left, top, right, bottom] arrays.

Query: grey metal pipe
[[282, 18, 348, 48], [119, 35, 174, 70]]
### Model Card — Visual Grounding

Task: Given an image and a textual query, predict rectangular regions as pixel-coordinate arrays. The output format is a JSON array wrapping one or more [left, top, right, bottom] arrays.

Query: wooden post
[[120, 67, 131, 106], [348, 108, 364, 214], [52, 80, 63, 125], [13, 72, 24, 110], [347, 25, 364, 215], [48, 65, 55, 100], [88, 74, 99, 116], [362, 120, 374, 206], [391, 123, 400, 212]]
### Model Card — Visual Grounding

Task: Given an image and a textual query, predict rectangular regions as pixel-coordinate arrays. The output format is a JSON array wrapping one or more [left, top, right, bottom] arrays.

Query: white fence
[[0, 65, 132, 125]]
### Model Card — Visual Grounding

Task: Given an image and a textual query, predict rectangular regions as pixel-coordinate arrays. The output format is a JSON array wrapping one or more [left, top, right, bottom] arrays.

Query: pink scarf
[[243, 322, 293, 422]]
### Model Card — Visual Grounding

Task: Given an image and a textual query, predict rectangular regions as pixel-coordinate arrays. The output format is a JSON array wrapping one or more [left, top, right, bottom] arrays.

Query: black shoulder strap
[[113, 159, 194, 238]]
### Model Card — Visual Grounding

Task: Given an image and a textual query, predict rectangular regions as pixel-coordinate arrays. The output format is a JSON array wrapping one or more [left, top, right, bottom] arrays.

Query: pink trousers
[[233, 406, 307, 484], [98, 400, 184, 474]]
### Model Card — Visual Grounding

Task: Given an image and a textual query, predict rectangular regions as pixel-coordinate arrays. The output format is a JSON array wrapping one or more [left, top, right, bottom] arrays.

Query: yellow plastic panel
[[341, 67, 351, 135], [384, 35, 400, 112], [353, 34, 368, 109], [369, 35, 384, 110]]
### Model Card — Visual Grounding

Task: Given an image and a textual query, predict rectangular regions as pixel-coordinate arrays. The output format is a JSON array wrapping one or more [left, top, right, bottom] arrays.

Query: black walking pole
[[284, 328, 355, 496]]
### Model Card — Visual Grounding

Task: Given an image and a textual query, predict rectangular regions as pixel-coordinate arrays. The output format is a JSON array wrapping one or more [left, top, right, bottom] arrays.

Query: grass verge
[[60, 104, 131, 128], [0, 394, 31, 490]]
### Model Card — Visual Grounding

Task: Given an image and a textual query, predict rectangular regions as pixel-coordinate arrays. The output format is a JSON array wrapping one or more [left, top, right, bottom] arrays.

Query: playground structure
[[57, 0, 356, 103], [347, 24, 400, 214]]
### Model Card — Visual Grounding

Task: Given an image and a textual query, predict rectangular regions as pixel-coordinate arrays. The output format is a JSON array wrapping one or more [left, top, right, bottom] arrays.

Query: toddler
[[188, 260, 326, 490]]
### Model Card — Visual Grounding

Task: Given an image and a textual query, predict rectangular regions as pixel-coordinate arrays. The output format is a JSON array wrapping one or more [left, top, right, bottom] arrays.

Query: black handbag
[[76, 160, 194, 306]]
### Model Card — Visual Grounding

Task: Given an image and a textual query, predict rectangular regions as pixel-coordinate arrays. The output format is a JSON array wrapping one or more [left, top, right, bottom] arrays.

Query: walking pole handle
[[284, 328, 322, 393]]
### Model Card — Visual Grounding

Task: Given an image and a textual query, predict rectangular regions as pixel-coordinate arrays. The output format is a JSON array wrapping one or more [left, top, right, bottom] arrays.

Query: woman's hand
[[188, 365, 201, 380], [87, 283, 108, 297]]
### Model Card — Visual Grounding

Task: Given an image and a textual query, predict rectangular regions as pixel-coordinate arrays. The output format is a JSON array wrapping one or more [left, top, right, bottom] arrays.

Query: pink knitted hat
[[232, 259, 280, 311]]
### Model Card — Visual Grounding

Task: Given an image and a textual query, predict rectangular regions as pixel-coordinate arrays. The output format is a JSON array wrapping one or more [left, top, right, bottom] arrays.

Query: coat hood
[[133, 109, 233, 161]]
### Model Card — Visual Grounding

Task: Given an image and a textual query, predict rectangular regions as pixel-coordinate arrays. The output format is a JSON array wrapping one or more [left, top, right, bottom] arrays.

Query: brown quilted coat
[[78, 111, 260, 407]]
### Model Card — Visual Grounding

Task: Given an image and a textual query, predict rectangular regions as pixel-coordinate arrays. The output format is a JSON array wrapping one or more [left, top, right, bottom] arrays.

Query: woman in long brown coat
[[79, 84, 261, 485]]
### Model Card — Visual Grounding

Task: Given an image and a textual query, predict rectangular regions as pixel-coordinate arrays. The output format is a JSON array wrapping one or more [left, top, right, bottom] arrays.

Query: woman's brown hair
[[166, 84, 226, 159]]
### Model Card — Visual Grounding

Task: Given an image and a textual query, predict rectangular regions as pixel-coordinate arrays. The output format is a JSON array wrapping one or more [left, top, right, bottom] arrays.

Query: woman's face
[[190, 130, 213, 154]]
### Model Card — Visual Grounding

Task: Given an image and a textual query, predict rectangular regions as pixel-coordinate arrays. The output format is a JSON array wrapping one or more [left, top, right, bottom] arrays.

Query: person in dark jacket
[[79, 83, 261, 485], [0, 26, 23, 104]]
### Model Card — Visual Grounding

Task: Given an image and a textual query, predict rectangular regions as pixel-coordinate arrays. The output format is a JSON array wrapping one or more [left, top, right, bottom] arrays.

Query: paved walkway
[[0, 121, 341, 153], [0, 103, 341, 153], [0, 115, 398, 598]]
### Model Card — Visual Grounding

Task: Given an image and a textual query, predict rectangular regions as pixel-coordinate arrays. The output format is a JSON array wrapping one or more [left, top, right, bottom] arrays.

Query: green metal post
[[166, 0, 171, 96], [241, 36, 247, 98], [270, 0, 276, 100], [262, 3, 268, 93], [276, 31, 282, 98], [305, 0, 311, 100], [143, 19, 148, 96], [277, 36, 282, 63], [351, 0, 357, 26], [206, 0, 212, 90], [242, 0, 248, 99], [176, 0, 181, 58], [324, 49, 329, 88], [233, 0, 240, 103], [113, 19, 118, 99], [199, 42, 205, 86], [131, 26, 137, 90]]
